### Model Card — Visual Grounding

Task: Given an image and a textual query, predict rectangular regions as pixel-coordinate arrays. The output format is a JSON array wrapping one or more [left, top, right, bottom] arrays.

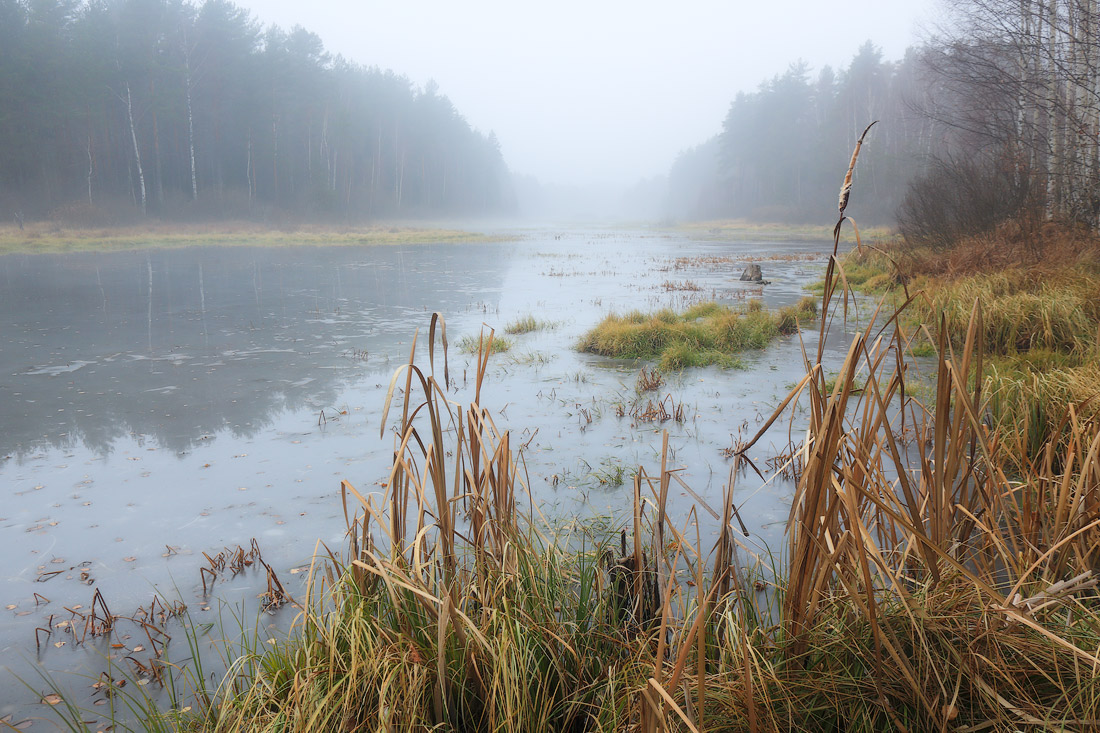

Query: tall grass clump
[[457, 331, 511, 354], [911, 270, 1100, 355], [775, 295, 818, 335], [577, 299, 814, 370], [986, 355, 1100, 460], [505, 314, 554, 335]]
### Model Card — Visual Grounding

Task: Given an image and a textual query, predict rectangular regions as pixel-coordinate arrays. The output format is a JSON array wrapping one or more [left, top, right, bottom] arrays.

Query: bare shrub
[[896, 155, 1038, 252]]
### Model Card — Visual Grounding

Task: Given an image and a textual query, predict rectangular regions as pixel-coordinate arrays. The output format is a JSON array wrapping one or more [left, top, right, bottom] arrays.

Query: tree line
[[910, 0, 1100, 240], [671, 3, 1100, 235], [666, 42, 942, 225], [0, 0, 513, 223]]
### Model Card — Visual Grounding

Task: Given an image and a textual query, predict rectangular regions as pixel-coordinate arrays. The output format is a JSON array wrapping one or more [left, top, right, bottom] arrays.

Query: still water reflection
[[2, 243, 510, 458]]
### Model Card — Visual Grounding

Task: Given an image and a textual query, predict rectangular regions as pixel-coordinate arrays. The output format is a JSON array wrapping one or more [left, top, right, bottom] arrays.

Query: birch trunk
[[272, 115, 279, 201], [185, 47, 198, 201], [150, 80, 163, 207], [1089, 0, 1100, 223], [1048, 0, 1063, 216], [247, 127, 253, 205], [125, 82, 147, 216], [86, 133, 94, 206]]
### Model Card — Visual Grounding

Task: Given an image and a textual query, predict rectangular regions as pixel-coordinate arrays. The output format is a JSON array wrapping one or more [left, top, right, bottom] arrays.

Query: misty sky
[[238, 0, 939, 186]]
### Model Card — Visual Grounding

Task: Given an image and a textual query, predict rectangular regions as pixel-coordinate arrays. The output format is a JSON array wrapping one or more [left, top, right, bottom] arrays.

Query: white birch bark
[[185, 52, 198, 201], [125, 82, 147, 216], [86, 134, 94, 206]]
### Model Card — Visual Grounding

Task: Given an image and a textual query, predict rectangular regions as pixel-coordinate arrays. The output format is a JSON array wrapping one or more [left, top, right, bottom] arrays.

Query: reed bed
[[45, 128, 1100, 732], [0, 222, 504, 254]]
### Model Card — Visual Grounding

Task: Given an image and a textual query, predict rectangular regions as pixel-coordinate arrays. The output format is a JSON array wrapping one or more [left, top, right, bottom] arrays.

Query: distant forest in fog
[[669, 2, 1100, 232], [8, 0, 1086, 231], [666, 42, 938, 225], [0, 0, 513, 223]]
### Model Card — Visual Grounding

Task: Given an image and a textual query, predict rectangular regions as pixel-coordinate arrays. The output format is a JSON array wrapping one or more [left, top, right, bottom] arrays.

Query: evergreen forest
[[0, 0, 514, 223]]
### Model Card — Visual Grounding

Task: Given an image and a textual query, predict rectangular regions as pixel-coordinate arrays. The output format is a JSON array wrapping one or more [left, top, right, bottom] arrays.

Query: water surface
[[0, 228, 849, 721]]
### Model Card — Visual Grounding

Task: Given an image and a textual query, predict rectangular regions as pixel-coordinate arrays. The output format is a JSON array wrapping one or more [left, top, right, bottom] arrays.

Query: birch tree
[[933, 0, 1100, 224]]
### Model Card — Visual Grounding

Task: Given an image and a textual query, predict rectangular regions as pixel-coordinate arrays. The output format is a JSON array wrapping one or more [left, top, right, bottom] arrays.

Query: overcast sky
[[236, 1, 939, 186]]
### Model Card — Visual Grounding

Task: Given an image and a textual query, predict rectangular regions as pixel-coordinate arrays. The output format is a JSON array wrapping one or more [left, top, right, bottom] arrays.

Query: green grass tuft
[[504, 315, 555, 335], [659, 344, 739, 371], [457, 334, 512, 354], [578, 300, 813, 369]]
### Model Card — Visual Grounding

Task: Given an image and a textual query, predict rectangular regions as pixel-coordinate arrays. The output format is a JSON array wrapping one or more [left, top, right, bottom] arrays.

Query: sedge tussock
[[457, 332, 512, 354], [504, 315, 555, 335], [577, 299, 814, 370]]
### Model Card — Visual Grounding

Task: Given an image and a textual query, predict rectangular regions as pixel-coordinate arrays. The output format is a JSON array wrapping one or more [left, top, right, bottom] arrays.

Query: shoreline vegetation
[[839, 222, 1100, 455], [49, 224, 1100, 732], [0, 222, 511, 255], [40, 229, 1100, 732]]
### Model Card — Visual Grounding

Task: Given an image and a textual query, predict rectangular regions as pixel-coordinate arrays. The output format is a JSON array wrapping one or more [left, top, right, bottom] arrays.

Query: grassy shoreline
[[0, 221, 511, 255], [121, 288, 1100, 730], [28, 157, 1100, 728], [837, 226, 1100, 454]]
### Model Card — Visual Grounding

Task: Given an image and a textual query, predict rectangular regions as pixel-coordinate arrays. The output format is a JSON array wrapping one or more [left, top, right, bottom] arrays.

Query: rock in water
[[740, 264, 763, 282]]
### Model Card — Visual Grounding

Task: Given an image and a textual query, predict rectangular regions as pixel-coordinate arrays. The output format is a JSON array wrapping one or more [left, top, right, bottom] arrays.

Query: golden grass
[[577, 298, 816, 371], [0, 221, 508, 254], [837, 225, 1100, 452], [154, 284, 1100, 731], [504, 315, 556, 335], [931, 273, 1097, 350]]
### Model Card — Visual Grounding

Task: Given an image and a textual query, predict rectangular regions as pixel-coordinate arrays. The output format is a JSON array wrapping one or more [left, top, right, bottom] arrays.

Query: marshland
[[0, 229, 846, 728], [7, 0, 1100, 731]]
